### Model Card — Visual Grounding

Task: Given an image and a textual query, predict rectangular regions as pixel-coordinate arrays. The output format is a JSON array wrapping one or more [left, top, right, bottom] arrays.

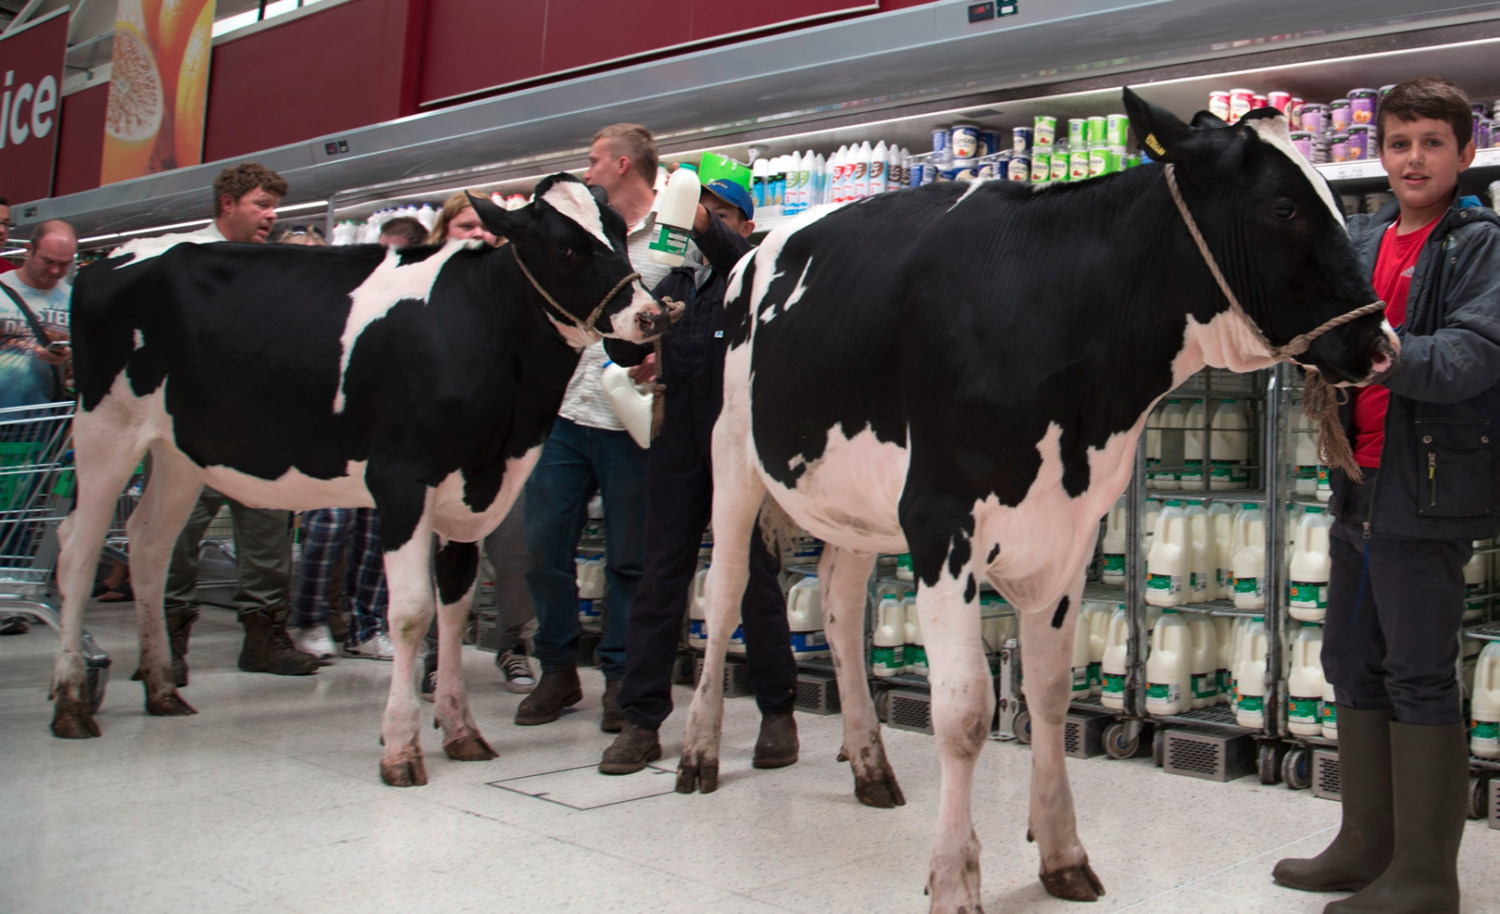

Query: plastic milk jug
[[1287, 622, 1326, 736], [1187, 614, 1218, 709], [1289, 507, 1332, 622], [980, 595, 1002, 654], [903, 593, 928, 676], [1141, 499, 1161, 557], [1322, 679, 1339, 739], [1100, 606, 1131, 710], [1145, 608, 1192, 715], [1146, 403, 1165, 489], [1209, 501, 1236, 599], [688, 565, 709, 650], [1147, 501, 1188, 606], [1316, 465, 1332, 502], [1184, 501, 1213, 602], [1232, 504, 1267, 610], [1214, 615, 1236, 704], [577, 555, 605, 624], [786, 574, 828, 659], [649, 163, 700, 265], [1181, 399, 1206, 487], [1151, 399, 1187, 489], [601, 361, 654, 449], [1235, 616, 1269, 728], [1100, 500, 1129, 586], [1210, 399, 1250, 489], [896, 553, 915, 581], [1226, 616, 1248, 706], [1293, 406, 1321, 496], [1463, 544, 1488, 623], [1472, 641, 1500, 759], [871, 595, 905, 678], [1087, 602, 1112, 695], [1070, 607, 1092, 697]]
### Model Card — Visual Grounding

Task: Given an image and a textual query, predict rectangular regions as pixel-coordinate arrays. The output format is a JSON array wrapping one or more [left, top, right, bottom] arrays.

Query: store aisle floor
[[3, 603, 1496, 914]]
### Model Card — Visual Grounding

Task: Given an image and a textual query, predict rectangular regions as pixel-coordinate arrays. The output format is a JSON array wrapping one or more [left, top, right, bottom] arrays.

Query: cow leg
[[124, 448, 203, 717], [677, 458, 766, 795], [916, 560, 993, 914], [1017, 582, 1104, 902], [376, 485, 437, 787], [50, 418, 147, 739], [821, 546, 904, 808], [432, 539, 496, 763]]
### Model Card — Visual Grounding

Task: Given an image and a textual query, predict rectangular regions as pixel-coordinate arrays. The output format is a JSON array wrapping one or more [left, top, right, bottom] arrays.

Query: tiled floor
[[2, 602, 1497, 913]]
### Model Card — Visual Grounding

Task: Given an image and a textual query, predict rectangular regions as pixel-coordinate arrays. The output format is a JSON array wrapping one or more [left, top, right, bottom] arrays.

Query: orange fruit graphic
[[173, 1, 213, 166], [101, 22, 164, 185], [157, 0, 208, 102]]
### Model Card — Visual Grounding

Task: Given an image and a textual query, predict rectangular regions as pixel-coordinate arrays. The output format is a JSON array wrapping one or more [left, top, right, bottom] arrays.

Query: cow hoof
[[380, 756, 429, 787], [443, 735, 498, 762], [145, 691, 198, 717], [675, 759, 719, 794], [51, 697, 101, 739], [1040, 860, 1105, 901], [854, 772, 906, 808]]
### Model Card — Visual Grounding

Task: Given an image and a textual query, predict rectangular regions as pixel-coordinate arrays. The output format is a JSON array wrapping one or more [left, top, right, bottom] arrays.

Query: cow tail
[[756, 496, 800, 565]]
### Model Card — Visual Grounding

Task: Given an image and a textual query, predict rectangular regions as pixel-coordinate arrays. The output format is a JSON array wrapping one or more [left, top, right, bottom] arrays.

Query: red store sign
[[0, 9, 70, 204]]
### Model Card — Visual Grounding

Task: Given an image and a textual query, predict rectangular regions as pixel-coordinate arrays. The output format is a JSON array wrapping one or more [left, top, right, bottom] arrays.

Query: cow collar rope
[[510, 246, 641, 340], [1163, 163, 1382, 482]]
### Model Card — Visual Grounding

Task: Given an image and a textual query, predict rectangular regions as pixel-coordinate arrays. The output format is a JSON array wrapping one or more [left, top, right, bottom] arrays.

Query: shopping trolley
[[0, 401, 111, 711]]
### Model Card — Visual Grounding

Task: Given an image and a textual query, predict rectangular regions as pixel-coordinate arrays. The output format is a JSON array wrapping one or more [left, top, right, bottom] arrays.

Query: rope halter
[[1162, 163, 1386, 362], [510, 246, 641, 339]]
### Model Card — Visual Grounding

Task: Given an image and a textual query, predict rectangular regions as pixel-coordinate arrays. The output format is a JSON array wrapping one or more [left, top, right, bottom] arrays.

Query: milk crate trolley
[[1460, 622, 1500, 825], [0, 401, 112, 710]]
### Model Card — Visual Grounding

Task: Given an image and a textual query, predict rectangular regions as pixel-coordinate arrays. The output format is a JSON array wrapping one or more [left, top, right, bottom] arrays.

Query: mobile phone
[[46, 340, 70, 353]]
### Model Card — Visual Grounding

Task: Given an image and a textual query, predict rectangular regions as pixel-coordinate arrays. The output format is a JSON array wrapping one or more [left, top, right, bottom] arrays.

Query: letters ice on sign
[[0, 9, 69, 201]]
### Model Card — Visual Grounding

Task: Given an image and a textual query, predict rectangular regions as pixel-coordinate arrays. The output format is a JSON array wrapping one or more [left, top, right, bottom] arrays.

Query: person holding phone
[[0, 219, 75, 409]]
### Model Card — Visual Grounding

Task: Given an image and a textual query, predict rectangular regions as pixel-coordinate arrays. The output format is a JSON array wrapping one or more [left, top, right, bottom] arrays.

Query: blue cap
[[702, 178, 754, 221]]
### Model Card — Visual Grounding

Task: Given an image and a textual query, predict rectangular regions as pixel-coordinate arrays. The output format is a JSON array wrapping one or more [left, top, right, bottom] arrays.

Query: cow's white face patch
[[1246, 116, 1345, 229], [542, 183, 613, 249], [334, 241, 476, 412]]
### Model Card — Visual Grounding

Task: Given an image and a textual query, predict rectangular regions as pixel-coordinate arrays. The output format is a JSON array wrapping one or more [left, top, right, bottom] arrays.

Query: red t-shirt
[[1351, 218, 1439, 468], [0, 261, 16, 274]]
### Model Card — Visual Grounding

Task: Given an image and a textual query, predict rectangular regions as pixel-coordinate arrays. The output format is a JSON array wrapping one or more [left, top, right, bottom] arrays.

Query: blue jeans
[[524, 417, 647, 680]]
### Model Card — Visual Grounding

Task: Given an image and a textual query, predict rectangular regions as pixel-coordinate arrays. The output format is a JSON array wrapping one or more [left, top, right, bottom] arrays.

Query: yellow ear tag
[[1145, 134, 1166, 157]]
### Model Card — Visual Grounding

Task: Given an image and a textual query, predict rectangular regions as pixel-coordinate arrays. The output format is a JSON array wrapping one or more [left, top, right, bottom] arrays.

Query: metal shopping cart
[[0, 401, 111, 711]]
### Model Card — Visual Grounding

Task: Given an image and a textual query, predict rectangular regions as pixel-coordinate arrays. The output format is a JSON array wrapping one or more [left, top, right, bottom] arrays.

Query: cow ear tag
[[1121, 85, 1192, 163]]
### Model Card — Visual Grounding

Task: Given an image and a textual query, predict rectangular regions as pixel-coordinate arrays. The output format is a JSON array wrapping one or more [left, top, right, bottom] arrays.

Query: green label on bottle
[[1088, 662, 1102, 690], [1071, 665, 1089, 692], [1191, 673, 1217, 699], [1146, 681, 1179, 702], [1322, 703, 1337, 723], [1102, 673, 1124, 695], [1235, 576, 1261, 597], [1289, 581, 1325, 609], [647, 224, 690, 257], [1238, 694, 1264, 713], [1472, 720, 1499, 745], [1289, 696, 1320, 722], [1147, 573, 1180, 595], [1103, 554, 1125, 574]]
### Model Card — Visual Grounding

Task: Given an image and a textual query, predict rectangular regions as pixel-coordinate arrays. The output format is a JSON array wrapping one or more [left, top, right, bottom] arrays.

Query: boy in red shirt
[[1274, 78, 1500, 914]]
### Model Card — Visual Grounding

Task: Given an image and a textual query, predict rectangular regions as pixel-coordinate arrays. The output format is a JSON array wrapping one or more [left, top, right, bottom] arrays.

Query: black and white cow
[[49, 174, 670, 786], [678, 90, 1399, 912]]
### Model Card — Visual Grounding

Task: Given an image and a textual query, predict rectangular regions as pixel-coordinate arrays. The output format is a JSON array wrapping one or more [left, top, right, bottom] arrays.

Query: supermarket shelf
[[1464, 623, 1500, 642], [1152, 703, 1256, 733], [1315, 146, 1500, 183], [1171, 599, 1274, 619]]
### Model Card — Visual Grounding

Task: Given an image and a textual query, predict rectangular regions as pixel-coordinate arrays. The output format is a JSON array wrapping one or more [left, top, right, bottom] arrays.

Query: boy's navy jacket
[[1332, 193, 1500, 539]]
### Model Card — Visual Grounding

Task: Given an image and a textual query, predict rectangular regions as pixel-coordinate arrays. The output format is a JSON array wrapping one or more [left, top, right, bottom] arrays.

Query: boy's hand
[[629, 353, 658, 385]]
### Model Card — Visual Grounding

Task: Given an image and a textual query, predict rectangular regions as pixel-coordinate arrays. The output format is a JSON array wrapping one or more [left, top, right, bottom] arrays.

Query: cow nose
[[637, 307, 670, 338]]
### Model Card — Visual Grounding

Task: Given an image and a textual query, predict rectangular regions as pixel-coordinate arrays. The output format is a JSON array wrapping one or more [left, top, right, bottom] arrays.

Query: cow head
[[468, 174, 671, 346], [1123, 88, 1399, 385]]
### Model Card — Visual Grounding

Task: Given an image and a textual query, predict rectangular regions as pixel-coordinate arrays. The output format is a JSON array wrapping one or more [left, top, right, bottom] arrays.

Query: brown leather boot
[[598, 722, 662, 774], [514, 666, 583, 725], [238, 606, 320, 675], [132, 607, 199, 687], [753, 710, 799, 768], [600, 678, 624, 733], [1273, 707, 1395, 893]]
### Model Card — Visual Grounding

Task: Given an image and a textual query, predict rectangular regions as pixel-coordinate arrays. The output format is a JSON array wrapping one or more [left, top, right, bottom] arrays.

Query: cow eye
[[555, 242, 574, 258], [1272, 199, 1297, 221]]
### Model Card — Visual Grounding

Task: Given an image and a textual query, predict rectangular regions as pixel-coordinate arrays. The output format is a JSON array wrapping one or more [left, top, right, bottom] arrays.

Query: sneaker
[[344, 632, 396, 661], [291, 625, 337, 661], [420, 649, 438, 702], [497, 647, 536, 693]]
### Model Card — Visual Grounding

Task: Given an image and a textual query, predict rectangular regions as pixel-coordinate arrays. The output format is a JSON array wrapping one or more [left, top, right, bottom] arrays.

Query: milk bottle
[[577, 555, 605, 624], [688, 565, 709, 650], [1462, 543, 1488, 623], [869, 141, 888, 197], [852, 141, 872, 199], [1210, 398, 1250, 489], [601, 361, 654, 448], [1145, 608, 1192, 715], [1151, 399, 1187, 489], [1100, 500, 1128, 586], [1087, 602, 1112, 695], [903, 592, 928, 675], [1287, 623, 1326, 736], [1321, 679, 1339, 739], [980, 595, 1002, 654], [1209, 501, 1236, 599], [1316, 465, 1332, 503], [1147, 500, 1188, 607], [1232, 504, 1266, 610], [1289, 507, 1332, 622], [1141, 499, 1161, 557], [1214, 614, 1236, 704], [1181, 399, 1206, 487], [1070, 608, 1092, 698], [896, 552, 914, 581], [786, 574, 828, 659], [1184, 500, 1213, 603], [1100, 606, 1131, 710], [1187, 614, 1218, 709], [1235, 615, 1269, 728], [648, 163, 700, 266], [1293, 406, 1321, 496], [871, 594, 905, 677], [1472, 641, 1500, 760], [1226, 615, 1247, 706], [1146, 403, 1165, 489]]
